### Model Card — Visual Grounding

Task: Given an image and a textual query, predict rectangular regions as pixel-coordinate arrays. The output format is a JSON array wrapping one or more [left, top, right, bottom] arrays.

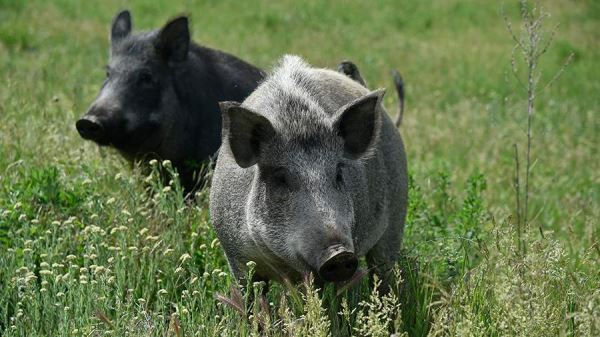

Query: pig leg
[[337, 60, 367, 87], [365, 224, 402, 295]]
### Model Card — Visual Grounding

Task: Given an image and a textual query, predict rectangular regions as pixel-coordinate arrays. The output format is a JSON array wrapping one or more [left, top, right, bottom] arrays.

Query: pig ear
[[220, 102, 275, 168], [334, 89, 385, 159], [156, 16, 190, 63], [111, 10, 132, 43]]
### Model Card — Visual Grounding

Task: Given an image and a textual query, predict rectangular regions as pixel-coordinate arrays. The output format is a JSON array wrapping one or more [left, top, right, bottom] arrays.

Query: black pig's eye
[[138, 71, 153, 85], [336, 163, 344, 185]]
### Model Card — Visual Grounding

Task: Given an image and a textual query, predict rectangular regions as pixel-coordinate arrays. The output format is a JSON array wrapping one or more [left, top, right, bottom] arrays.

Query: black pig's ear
[[156, 16, 190, 64], [111, 10, 132, 43], [220, 101, 275, 168], [333, 89, 385, 159]]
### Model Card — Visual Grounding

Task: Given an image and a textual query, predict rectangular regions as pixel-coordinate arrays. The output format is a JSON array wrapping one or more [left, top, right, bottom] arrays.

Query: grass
[[0, 0, 598, 336]]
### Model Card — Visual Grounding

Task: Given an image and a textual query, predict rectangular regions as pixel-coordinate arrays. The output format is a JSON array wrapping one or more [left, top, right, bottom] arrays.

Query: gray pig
[[210, 56, 408, 287], [76, 10, 264, 194]]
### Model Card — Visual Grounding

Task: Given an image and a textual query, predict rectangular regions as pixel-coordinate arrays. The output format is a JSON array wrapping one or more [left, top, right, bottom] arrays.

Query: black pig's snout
[[317, 245, 358, 283], [76, 115, 106, 143]]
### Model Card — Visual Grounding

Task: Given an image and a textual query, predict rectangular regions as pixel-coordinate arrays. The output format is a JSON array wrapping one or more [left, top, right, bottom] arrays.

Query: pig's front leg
[[365, 224, 402, 295]]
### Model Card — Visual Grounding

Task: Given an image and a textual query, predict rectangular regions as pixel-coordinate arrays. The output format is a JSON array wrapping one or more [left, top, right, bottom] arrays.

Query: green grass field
[[0, 0, 598, 336]]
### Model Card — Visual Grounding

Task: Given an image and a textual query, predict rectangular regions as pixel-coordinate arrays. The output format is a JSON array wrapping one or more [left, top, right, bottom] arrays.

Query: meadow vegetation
[[0, 0, 598, 336]]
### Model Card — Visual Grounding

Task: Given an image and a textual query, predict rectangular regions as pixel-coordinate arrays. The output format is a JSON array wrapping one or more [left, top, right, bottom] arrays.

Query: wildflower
[[90, 214, 99, 220], [190, 276, 198, 284], [106, 197, 116, 205], [175, 267, 184, 274], [94, 266, 105, 275], [79, 267, 88, 273], [66, 255, 76, 261], [149, 159, 158, 166], [18, 214, 27, 221], [23, 248, 32, 254], [218, 272, 228, 278], [107, 257, 115, 263], [41, 280, 48, 286], [179, 253, 191, 262], [162, 186, 172, 193], [246, 261, 257, 268], [52, 220, 60, 226], [121, 209, 131, 216], [25, 273, 37, 283], [211, 238, 220, 248], [162, 160, 171, 167], [199, 244, 207, 250], [163, 248, 174, 256], [39, 269, 52, 276], [40, 288, 47, 293], [139, 228, 149, 236], [158, 289, 168, 295], [56, 292, 65, 298], [138, 298, 146, 304], [32, 219, 40, 224], [13, 202, 22, 209], [52, 263, 64, 268], [212, 269, 222, 276], [128, 246, 138, 252]]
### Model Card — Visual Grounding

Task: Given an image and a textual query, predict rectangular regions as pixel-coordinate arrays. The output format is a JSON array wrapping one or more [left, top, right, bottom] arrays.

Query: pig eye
[[336, 163, 344, 185], [271, 167, 290, 189], [138, 71, 154, 85]]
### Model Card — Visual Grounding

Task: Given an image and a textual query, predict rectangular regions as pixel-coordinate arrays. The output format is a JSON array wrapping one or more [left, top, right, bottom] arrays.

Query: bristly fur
[[243, 55, 383, 160], [211, 54, 408, 289]]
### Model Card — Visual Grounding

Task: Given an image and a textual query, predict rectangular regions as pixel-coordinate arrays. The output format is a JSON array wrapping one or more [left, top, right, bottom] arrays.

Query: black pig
[[76, 10, 264, 193]]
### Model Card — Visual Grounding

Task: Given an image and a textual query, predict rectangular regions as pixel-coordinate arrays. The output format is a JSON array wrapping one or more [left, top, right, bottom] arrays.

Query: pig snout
[[76, 115, 106, 142], [317, 244, 358, 282]]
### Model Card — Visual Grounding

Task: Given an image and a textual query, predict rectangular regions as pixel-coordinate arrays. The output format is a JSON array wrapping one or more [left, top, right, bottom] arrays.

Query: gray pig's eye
[[271, 167, 289, 189], [336, 163, 344, 185]]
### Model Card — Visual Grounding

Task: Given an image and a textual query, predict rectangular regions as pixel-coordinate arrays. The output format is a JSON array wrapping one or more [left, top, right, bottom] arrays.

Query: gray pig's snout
[[317, 245, 358, 283], [76, 115, 106, 142]]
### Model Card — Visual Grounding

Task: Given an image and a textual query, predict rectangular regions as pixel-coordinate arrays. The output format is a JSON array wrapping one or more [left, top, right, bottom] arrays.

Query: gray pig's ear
[[334, 89, 385, 159], [111, 10, 132, 43], [156, 16, 190, 64], [220, 102, 275, 168]]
